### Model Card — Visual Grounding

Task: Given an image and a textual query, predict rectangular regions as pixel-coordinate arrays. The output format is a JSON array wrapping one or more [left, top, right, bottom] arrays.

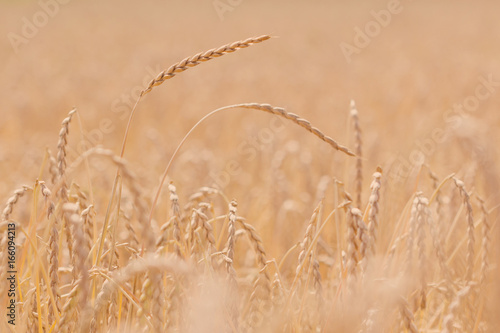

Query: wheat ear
[[238, 104, 355, 156], [226, 200, 238, 274], [168, 182, 183, 257], [141, 35, 271, 96], [367, 167, 382, 256], [107, 36, 271, 257], [197, 204, 216, 253], [346, 206, 363, 288], [238, 218, 267, 268], [1, 185, 31, 221], [54, 280, 79, 333], [40, 182, 61, 324], [225, 200, 239, 330], [238, 218, 271, 329], [350, 100, 363, 206], [64, 204, 90, 313], [47, 147, 58, 185], [57, 108, 77, 201], [296, 201, 322, 277], [81, 205, 94, 263]]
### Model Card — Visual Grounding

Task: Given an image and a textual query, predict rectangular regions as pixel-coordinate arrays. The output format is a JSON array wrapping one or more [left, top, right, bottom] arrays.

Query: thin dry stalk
[[57, 108, 77, 201], [453, 178, 475, 281], [350, 100, 363, 207], [141, 35, 271, 96]]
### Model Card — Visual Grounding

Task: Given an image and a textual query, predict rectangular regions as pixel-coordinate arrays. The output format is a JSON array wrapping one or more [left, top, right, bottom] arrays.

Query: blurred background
[[1, 0, 499, 255]]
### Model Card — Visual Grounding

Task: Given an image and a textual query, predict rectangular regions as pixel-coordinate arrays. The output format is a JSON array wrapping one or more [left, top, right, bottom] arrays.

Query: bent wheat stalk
[[148, 103, 355, 227], [121, 35, 270, 157], [104, 36, 271, 252]]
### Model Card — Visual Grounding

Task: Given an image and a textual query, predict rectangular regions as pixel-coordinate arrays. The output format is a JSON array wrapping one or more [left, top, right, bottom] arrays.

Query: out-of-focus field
[[1, 0, 499, 332]]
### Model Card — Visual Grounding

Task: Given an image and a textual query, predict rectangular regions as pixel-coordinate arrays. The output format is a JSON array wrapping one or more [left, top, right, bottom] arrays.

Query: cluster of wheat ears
[[0, 35, 496, 332]]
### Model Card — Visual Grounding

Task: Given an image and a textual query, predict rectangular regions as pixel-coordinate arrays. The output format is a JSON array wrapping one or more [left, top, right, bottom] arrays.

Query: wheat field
[[1, 1, 499, 332]]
